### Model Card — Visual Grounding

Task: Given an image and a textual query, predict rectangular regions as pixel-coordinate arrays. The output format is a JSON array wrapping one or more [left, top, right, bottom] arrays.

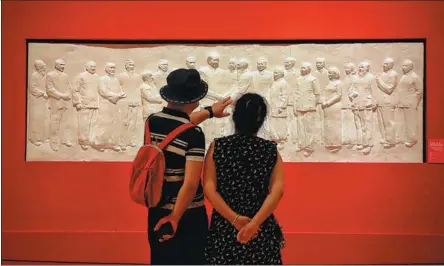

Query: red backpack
[[129, 120, 195, 208]]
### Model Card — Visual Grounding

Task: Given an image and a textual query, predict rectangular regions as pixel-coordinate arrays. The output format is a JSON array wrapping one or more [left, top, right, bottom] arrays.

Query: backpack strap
[[144, 120, 152, 145], [158, 123, 195, 150], [144, 116, 195, 149]]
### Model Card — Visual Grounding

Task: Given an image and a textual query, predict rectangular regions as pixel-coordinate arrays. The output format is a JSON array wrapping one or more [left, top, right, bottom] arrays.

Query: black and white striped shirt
[[146, 107, 206, 210]]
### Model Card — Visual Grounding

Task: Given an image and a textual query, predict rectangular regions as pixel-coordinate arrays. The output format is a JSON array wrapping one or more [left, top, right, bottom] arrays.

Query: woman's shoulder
[[213, 134, 237, 145], [255, 137, 278, 148]]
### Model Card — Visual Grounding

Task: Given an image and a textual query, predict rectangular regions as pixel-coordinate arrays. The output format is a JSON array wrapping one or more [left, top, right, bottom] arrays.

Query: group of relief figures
[[27, 52, 423, 158]]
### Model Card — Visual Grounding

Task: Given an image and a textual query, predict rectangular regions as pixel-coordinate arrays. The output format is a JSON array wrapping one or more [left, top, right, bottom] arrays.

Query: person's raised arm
[[189, 97, 233, 125], [203, 141, 252, 231], [238, 151, 285, 243]]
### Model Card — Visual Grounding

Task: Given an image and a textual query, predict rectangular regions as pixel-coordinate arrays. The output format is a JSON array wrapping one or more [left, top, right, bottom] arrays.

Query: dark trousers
[[148, 206, 208, 265]]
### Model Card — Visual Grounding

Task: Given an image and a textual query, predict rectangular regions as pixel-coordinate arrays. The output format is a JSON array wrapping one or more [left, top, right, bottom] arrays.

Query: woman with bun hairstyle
[[203, 93, 285, 265]]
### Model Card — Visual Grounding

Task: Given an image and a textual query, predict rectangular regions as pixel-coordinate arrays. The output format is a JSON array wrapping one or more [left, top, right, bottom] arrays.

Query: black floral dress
[[205, 134, 285, 265]]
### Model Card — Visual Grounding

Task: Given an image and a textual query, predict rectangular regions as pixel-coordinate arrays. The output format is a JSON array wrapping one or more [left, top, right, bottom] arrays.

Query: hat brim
[[159, 80, 209, 104]]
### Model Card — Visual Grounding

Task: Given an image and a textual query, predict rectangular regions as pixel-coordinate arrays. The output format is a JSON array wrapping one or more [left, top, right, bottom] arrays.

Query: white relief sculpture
[[341, 63, 358, 148], [28, 60, 49, 146], [72, 61, 100, 150], [25, 42, 424, 162], [321, 67, 342, 153], [91, 62, 127, 152], [350, 61, 377, 155], [396, 59, 423, 148], [140, 70, 163, 121], [46, 59, 73, 151], [375, 58, 398, 149], [294, 62, 320, 157], [118, 59, 142, 148], [312, 57, 329, 145], [284, 56, 300, 146], [269, 67, 288, 150]]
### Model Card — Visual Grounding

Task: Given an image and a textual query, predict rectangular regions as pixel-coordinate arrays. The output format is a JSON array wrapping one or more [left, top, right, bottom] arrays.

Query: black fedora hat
[[159, 68, 208, 104]]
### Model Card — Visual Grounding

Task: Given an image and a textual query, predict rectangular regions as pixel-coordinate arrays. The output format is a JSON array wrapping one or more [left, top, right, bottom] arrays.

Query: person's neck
[[235, 130, 257, 136], [167, 103, 190, 115]]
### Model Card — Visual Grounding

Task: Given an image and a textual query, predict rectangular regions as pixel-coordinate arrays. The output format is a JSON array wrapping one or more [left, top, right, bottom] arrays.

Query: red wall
[[2, 1, 444, 264]]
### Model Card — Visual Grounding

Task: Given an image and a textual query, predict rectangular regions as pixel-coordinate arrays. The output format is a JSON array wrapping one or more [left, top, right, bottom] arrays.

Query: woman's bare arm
[[250, 151, 285, 227], [203, 142, 238, 223]]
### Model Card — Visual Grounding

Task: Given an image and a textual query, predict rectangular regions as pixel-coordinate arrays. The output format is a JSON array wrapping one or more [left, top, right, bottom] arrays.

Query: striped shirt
[[146, 107, 206, 210]]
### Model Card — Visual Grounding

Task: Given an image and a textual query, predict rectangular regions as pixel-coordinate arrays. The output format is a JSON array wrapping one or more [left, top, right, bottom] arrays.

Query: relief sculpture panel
[[26, 42, 424, 162]]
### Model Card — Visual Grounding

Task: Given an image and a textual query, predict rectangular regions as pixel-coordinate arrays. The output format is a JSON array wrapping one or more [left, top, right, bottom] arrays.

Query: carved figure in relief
[[224, 57, 238, 91], [321, 67, 342, 153], [284, 56, 300, 146], [91, 62, 127, 152], [28, 59, 49, 146], [350, 61, 377, 155], [375, 58, 398, 149], [216, 58, 239, 136], [185, 56, 197, 69], [46, 59, 73, 151], [250, 57, 274, 139], [231, 58, 254, 102], [313, 57, 329, 145], [198, 52, 226, 142], [140, 70, 163, 121], [294, 62, 320, 157], [251, 57, 274, 101], [72, 61, 100, 150], [172, 56, 197, 71], [269, 67, 288, 150], [396, 60, 423, 148], [153, 59, 170, 89], [118, 59, 142, 148], [199, 52, 226, 105], [341, 63, 358, 148]]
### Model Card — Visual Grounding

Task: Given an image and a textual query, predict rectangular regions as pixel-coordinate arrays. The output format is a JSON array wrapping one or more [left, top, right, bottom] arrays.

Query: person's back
[[144, 68, 233, 265], [147, 109, 205, 209], [212, 134, 277, 216], [203, 93, 285, 265]]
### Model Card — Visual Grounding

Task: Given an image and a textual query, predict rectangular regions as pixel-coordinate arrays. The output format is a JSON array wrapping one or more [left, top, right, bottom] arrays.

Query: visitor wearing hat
[[146, 68, 232, 265]]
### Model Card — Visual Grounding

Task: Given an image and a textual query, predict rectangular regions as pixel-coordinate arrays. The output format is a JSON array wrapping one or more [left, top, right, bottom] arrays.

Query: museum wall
[[2, 1, 444, 264]]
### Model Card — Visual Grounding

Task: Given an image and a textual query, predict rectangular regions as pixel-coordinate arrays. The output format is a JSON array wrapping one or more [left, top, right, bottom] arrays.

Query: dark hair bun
[[232, 93, 267, 135]]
